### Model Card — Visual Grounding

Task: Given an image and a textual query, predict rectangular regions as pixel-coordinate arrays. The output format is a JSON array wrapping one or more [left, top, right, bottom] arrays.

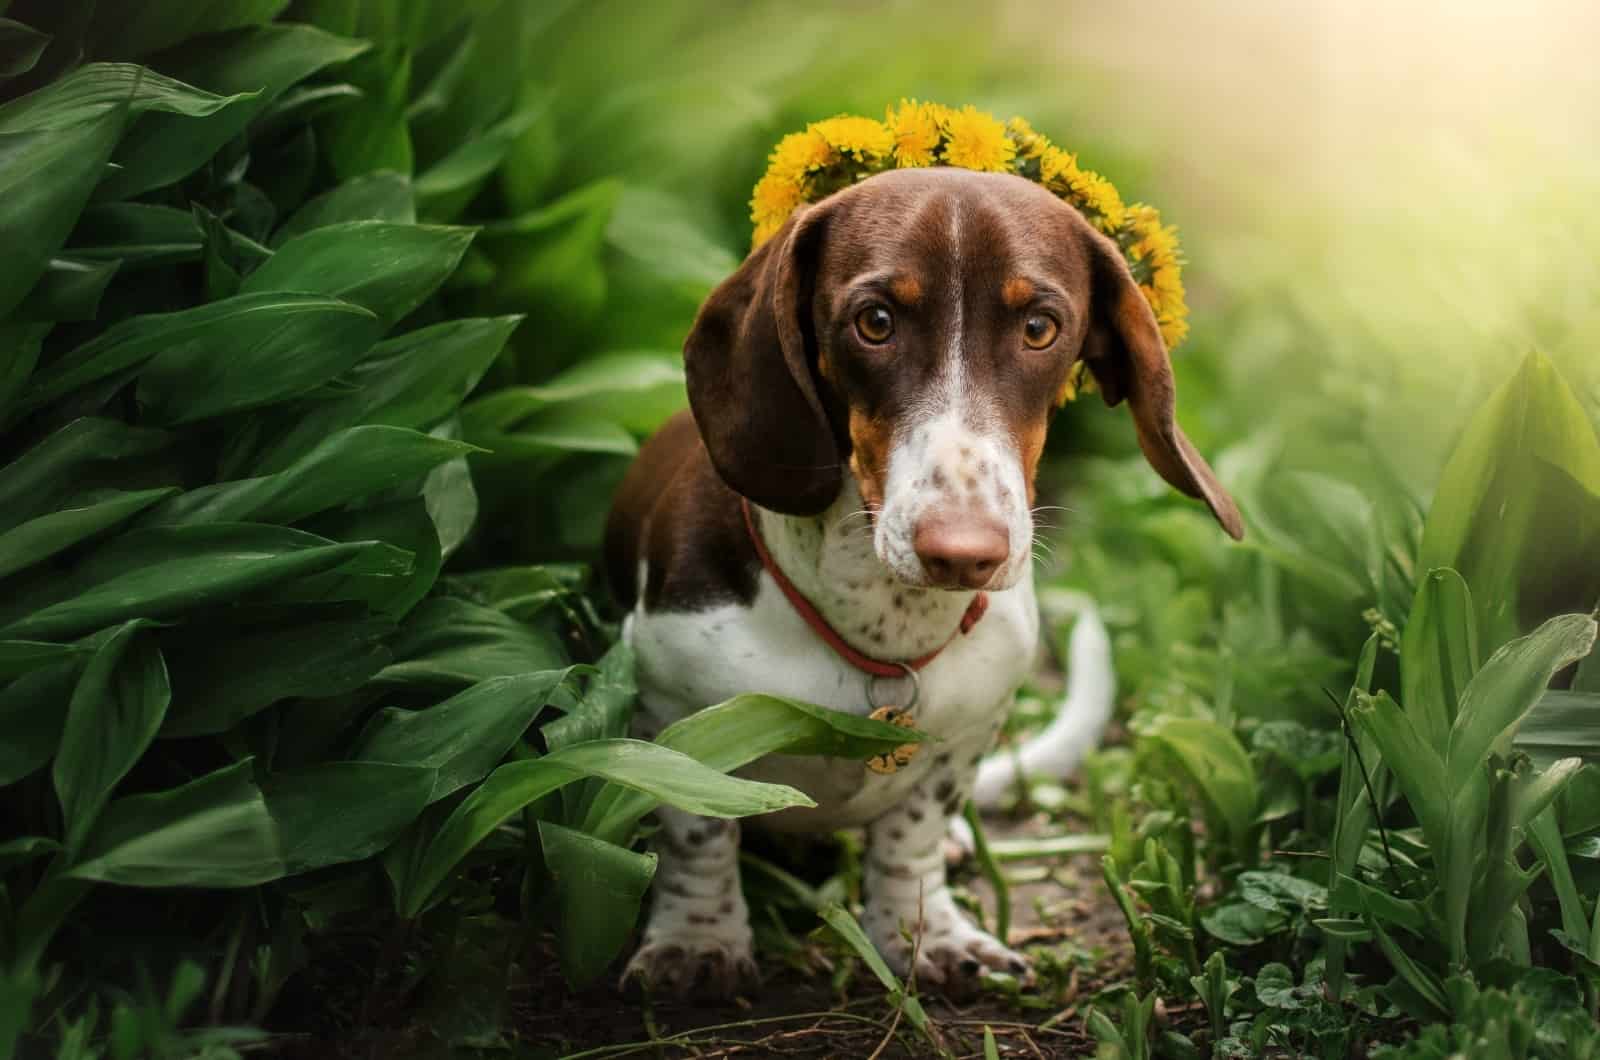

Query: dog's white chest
[[626, 570, 1038, 830]]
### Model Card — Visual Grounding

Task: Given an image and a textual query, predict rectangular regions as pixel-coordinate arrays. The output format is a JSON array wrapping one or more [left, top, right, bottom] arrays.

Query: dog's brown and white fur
[[605, 168, 1242, 996]]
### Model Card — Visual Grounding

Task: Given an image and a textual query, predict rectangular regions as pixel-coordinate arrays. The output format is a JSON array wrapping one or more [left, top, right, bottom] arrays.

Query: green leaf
[[1447, 614, 1598, 786], [13, 256, 120, 322], [1419, 351, 1600, 648], [1141, 716, 1259, 854], [53, 622, 170, 851], [1, 523, 388, 639], [1511, 756, 1584, 834], [0, 836, 58, 875], [160, 615, 394, 737], [580, 694, 929, 844], [462, 351, 686, 438], [1516, 691, 1600, 767], [247, 316, 520, 473], [66, 202, 203, 266], [272, 170, 415, 246], [26, 292, 370, 414], [260, 761, 434, 875], [0, 114, 124, 318], [0, 660, 76, 785], [539, 821, 656, 987], [84, 0, 289, 60], [99, 26, 368, 200], [241, 221, 475, 330], [0, 62, 242, 132], [0, 17, 50, 78], [416, 106, 541, 222], [1352, 690, 1449, 847], [319, 43, 411, 179], [422, 422, 477, 561], [1401, 568, 1480, 748], [543, 641, 633, 753], [818, 904, 931, 1034], [0, 488, 176, 581], [290, 500, 433, 616], [0, 639, 83, 679], [480, 179, 620, 344], [0, 418, 168, 533], [378, 596, 567, 687], [135, 295, 382, 424], [356, 669, 574, 801], [0, 321, 46, 418], [394, 740, 813, 917], [146, 426, 476, 526]]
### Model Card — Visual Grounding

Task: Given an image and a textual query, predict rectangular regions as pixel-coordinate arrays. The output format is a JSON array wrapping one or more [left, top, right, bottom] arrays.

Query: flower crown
[[751, 101, 1188, 402]]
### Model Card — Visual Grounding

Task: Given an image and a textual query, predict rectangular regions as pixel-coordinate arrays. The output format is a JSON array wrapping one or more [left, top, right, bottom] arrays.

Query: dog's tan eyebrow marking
[[890, 275, 922, 305], [1001, 277, 1034, 309]]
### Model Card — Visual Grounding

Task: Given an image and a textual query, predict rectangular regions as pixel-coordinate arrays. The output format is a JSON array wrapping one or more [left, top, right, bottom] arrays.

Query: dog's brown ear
[[1081, 233, 1244, 539], [683, 207, 841, 515]]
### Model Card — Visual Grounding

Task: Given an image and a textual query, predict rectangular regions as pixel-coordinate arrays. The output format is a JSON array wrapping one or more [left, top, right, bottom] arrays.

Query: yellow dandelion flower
[[750, 172, 804, 246], [767, 128, 835, 182], [1006, 115, 1051, 159], [940, 105, 1016, 173], [885, 99, 943, 168], [812, 115, 893, 159]]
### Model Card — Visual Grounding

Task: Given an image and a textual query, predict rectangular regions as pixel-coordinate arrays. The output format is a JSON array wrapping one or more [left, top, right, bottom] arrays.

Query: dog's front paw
[[621, 935, 760, 1000], [866, 896, 1032, 996]]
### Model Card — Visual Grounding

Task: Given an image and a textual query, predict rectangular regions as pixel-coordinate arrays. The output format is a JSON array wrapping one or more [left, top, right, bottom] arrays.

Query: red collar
[[740, 498, 988, 679]]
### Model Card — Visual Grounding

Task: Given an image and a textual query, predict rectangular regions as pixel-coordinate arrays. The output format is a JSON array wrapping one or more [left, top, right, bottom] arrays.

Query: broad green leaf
[[84, 0, 289, 59], [581, 693, 928, 844], [67, 759, 276, 886], [290, 500, 433, 616], [1420, 352, 1600, 648], [0, 639, 83, 679], [416, 106, 541, 222], [1141, 716, 1259, 854], [0, 62, 242, 133], [1365, 913, 1450, 1017], [543, 642, 634, 753], [0, 418, 168, 533], [160, 616, 394, 737], [135, 296, 382, 424], [66, 203, 203, 266], [395, 740, 813, 917], [1401, 568, 1480, 748], [481, 179, 620, 348], [0, 115, 124, 318], [53, 622, 170, 852], [241, 221, 475, 330], [356, 669, 574, 802], [146, 426, 476, 526], [13, 256, 120, 322], [272, 170, 415, 246], [1352, 690, 1448, 848], [422, 423, 477, 562], [378, 596, 567, 687], [0, 488, 175, 581], [1528, 808, 1589, 943], [461, 351, 686, 438], [0, 321, 46, 417], [1446, 614, 1598, 786], [0, 837, 57, 875], [26, 293, 371, 414], [319, 43, 411, 179], [539, 821, 656, 987], [1, 524, 386, 639], [99, 26, 368, 200], [260, 761, 434, 874], [0, 661, 77, 785], [1516, 691, 1600, 767], [247, 316, 520, 473], [0, 18, 50, 77], [1511, 756, 1583, 834]]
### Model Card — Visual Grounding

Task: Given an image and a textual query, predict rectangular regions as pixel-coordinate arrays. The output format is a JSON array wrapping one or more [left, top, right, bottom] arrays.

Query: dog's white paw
[[621, 934, 760, 999], [865, 895, 1031, 995]]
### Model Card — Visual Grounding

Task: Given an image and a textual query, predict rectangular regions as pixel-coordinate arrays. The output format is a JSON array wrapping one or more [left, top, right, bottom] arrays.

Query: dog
[[604, 166, 1242, 997]]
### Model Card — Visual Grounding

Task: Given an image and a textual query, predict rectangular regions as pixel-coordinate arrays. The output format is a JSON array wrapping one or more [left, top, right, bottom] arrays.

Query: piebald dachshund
[[605, 167, 1242, 997]]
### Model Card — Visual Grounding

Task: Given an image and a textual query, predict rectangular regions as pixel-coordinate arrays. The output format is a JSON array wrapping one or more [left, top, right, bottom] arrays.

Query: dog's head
[[685, 167, 1242, 591]]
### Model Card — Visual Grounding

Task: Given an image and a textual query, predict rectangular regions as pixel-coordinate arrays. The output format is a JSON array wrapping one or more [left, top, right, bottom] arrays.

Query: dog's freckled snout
[[912, 512, 1009, 589]]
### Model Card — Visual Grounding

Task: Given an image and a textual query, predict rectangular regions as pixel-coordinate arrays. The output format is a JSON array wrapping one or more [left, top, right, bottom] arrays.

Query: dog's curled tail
[[969, 591, 1115, 810]]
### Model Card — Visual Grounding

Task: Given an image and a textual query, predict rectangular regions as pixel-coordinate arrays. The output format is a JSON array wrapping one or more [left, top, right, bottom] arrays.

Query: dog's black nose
[[913, 511, 1008, 589]]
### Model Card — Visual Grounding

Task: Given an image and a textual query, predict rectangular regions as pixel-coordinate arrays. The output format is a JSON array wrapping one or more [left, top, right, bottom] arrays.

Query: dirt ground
[[511, 812, 1131, 1060]]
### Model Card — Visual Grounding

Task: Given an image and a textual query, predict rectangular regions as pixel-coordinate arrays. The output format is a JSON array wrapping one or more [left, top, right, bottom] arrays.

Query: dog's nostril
[[912, 513, 1009, 589]]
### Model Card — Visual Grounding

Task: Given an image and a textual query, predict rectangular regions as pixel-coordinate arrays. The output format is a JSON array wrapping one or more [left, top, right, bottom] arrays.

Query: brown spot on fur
[[1002, 276, 1034, 309], [891, 275, 923, 305], [847, 407, 894, 509]]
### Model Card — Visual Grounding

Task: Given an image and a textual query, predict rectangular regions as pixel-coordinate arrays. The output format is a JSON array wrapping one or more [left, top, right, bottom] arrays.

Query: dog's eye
[[855, 305, 894, 344], [1023, 314, 1059, 349]]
